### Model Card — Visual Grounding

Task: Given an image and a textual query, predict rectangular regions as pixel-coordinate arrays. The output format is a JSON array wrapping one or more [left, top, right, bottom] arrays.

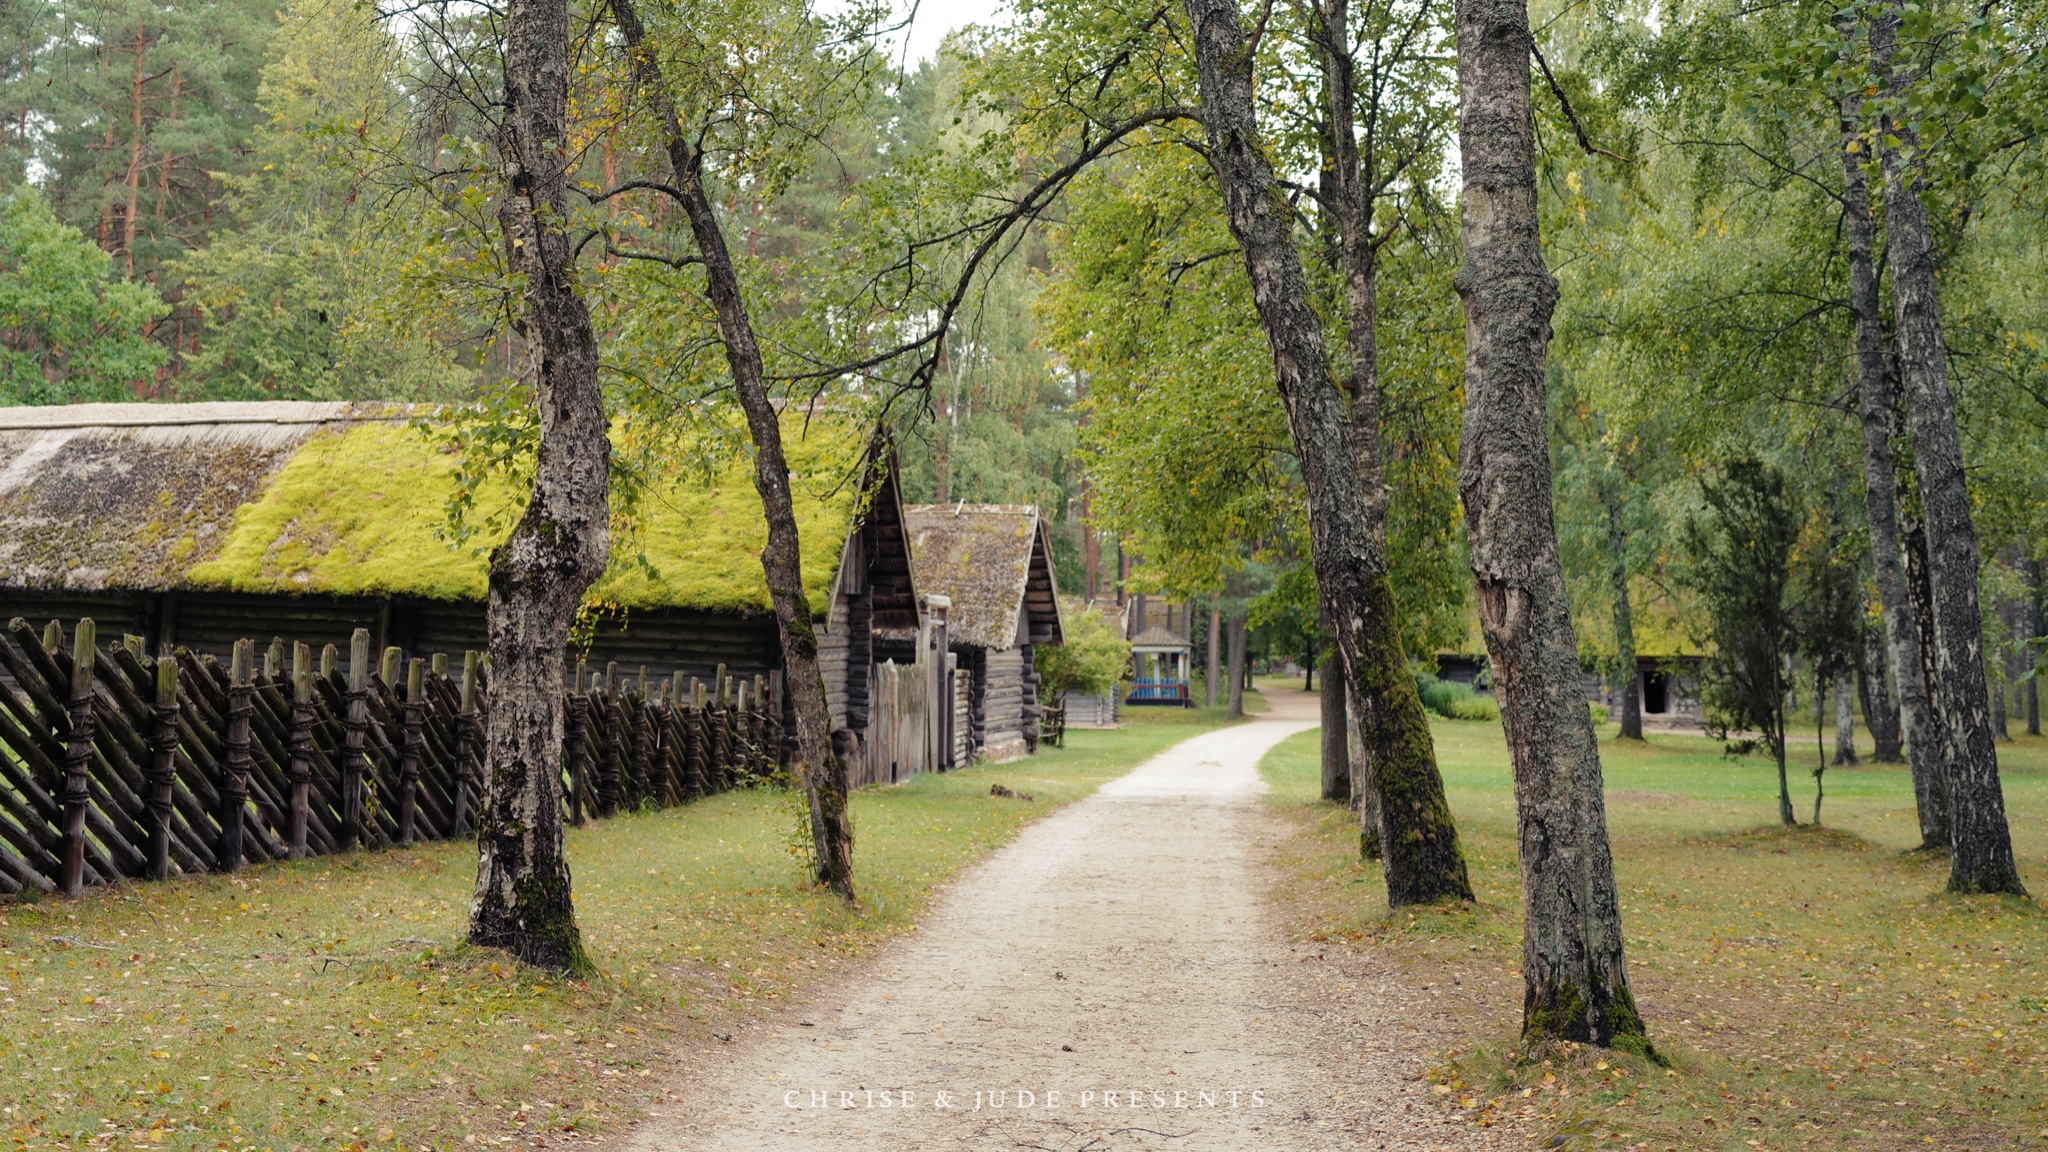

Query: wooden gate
[[860, 660, 932, 787]]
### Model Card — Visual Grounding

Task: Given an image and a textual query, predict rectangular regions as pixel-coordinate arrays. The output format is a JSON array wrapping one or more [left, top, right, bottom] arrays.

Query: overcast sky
[[886, 0, 1011, 66]]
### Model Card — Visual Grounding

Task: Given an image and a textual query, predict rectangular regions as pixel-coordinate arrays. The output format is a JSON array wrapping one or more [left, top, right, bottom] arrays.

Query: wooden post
[[432, 652, 448, 677], [124, 634, 144, 661], [145, 655, 179, 880], [399, 658, 425, 846], [598, 661, 622, 814], [58, 619, 97, 896], [287, 642, 315, 859], [630, 666, 653, 803], [565, 662, 588, 826], [43, 619, 62, 653], [341, 629, 371, 849], [381, 645, 403, 688], [320, 644, 337, 679], [265, 639, 284, 680], [766, 669, 786, 771], [218, 638, 255, 872], [453, 651, 480, 836], [682, 680, 706, 799], [712, 668, 733, 790]]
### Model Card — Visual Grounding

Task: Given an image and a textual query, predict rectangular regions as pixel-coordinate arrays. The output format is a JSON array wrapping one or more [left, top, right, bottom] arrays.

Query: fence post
[[341, 629, 371, 849], [684, 678, 707, 799], [288, 642, 315, 859], [632, 665, 656, 806], [146, 655, 179, 879], [712, 668, 733, 790], [399, 658, 425, 846], [598, 662, 622, 815], [766, 669, 785, 770], [218, 639, 255, 872], [565, 663, 588, 826], [58, 619, 97, 897], [454, 651, 480, 835]]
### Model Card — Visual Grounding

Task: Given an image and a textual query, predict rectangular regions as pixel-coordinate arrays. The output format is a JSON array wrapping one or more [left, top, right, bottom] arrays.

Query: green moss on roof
[[187, 417, 865, 616]]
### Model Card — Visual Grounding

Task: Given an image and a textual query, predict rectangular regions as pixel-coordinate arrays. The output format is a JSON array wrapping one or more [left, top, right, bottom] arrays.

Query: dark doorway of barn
[[1643, 670, 1669, 715]]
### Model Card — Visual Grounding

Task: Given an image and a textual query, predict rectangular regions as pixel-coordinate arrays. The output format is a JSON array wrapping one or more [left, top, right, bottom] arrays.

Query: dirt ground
[[624, 691, 1519, 1151]]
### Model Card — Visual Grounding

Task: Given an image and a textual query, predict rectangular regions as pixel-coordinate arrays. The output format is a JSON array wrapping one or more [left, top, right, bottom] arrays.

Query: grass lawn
[[0, 705, 1243, 1151], [1261, 717, 2048, 1151]]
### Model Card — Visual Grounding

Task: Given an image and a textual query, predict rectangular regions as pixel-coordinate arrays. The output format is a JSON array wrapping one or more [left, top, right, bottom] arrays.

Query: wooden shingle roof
[[903, 503, 1063, 650]]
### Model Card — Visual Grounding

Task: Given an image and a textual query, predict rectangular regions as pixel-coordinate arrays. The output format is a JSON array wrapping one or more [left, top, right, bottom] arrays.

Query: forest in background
[[3, 0, 2048, 751], [0, 0, 2039, 1086]]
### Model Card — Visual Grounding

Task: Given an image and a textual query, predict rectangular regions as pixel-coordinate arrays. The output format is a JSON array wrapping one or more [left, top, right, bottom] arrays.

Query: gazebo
[[1124, 594, 1192, 706]]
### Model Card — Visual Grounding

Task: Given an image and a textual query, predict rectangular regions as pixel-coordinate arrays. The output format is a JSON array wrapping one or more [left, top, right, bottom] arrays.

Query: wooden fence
[[0, 617, 780, 898], [858, 659, 931, 788]]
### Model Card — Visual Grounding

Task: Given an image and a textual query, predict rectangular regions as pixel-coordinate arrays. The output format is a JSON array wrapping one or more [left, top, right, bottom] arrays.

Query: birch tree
[[1453, 0, 1651, 1050], [468, 0, 612, 973]]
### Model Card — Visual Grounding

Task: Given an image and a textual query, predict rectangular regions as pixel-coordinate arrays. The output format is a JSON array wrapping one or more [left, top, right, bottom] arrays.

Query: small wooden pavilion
[[1124, 593, 1193, 706], [903, 503, 1064, 763]]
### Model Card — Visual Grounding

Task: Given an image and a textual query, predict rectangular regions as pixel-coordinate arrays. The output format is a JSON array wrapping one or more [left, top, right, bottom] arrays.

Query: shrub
[[1035, 597, 1133, 701], [1414, 674, 1501, 721]]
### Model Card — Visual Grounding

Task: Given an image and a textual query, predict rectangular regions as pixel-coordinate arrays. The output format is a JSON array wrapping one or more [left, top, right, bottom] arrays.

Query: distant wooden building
[[1123, 593, 1193, 706], [0, 401, 920, 757], [904, 503, 1064, 763]]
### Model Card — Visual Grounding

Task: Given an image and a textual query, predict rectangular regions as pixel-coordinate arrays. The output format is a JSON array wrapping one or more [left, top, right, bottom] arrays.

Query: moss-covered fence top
[[0, 401, 866, 617]]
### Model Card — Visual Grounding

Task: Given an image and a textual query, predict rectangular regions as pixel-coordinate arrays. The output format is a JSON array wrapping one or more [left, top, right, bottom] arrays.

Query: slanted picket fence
[[0, 617, 781, 898]]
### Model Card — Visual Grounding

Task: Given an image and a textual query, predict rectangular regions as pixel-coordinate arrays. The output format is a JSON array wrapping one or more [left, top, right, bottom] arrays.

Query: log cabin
[[0, 401, 920, 757], [903, 503, 1063, 763]]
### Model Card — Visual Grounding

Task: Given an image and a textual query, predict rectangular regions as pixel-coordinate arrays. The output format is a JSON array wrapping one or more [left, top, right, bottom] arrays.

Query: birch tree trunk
[[1319, 610, 1350, 802], [1836, 60, 1944, 842], [1452, 0, 1649, 1051], [1872, 4, 2025, 895], [1206, 603, 1222, 709], [1226, 611, 1247, 720], [2027, 559, 2042, 737], [1860, 625, 1903, 761], [1834, 670, 1858, 765], [1312, 0, 1462, 867], [612, 0, 854, 897], [1183, 0, 1471, 906], [469, 0, 610, 973]]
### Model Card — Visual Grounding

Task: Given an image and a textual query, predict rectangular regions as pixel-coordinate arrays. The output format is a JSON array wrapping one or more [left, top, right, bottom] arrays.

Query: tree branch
[[1529, 33, 1630, 163]]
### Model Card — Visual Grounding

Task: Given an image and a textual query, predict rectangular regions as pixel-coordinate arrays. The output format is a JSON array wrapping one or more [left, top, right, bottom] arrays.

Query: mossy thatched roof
[[904, 503, 1063, 649], [0, 402, 868, 618]]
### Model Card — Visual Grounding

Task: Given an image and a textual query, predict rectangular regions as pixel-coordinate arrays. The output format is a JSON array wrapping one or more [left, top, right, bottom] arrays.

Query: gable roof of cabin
[[0, 401, 876, 618], [903, 503, 1063, 650]]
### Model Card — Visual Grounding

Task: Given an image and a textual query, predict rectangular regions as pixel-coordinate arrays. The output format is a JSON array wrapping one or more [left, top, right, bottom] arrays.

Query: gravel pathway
[[627, 691, 1515, 1151]]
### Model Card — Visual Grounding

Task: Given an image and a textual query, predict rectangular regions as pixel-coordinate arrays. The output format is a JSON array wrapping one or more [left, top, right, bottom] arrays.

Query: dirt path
[[628, 691, 1511, 1151]]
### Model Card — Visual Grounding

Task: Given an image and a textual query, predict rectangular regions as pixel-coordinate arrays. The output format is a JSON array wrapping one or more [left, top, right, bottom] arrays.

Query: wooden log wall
[[0, 618, 779, 897]]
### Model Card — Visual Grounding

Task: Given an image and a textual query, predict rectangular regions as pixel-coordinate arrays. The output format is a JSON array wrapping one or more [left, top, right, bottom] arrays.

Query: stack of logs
[[0, 617, 781, 898]]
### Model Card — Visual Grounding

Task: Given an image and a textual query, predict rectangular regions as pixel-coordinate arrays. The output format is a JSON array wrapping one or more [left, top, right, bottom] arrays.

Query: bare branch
[[1529, 33, 1631, 164]]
